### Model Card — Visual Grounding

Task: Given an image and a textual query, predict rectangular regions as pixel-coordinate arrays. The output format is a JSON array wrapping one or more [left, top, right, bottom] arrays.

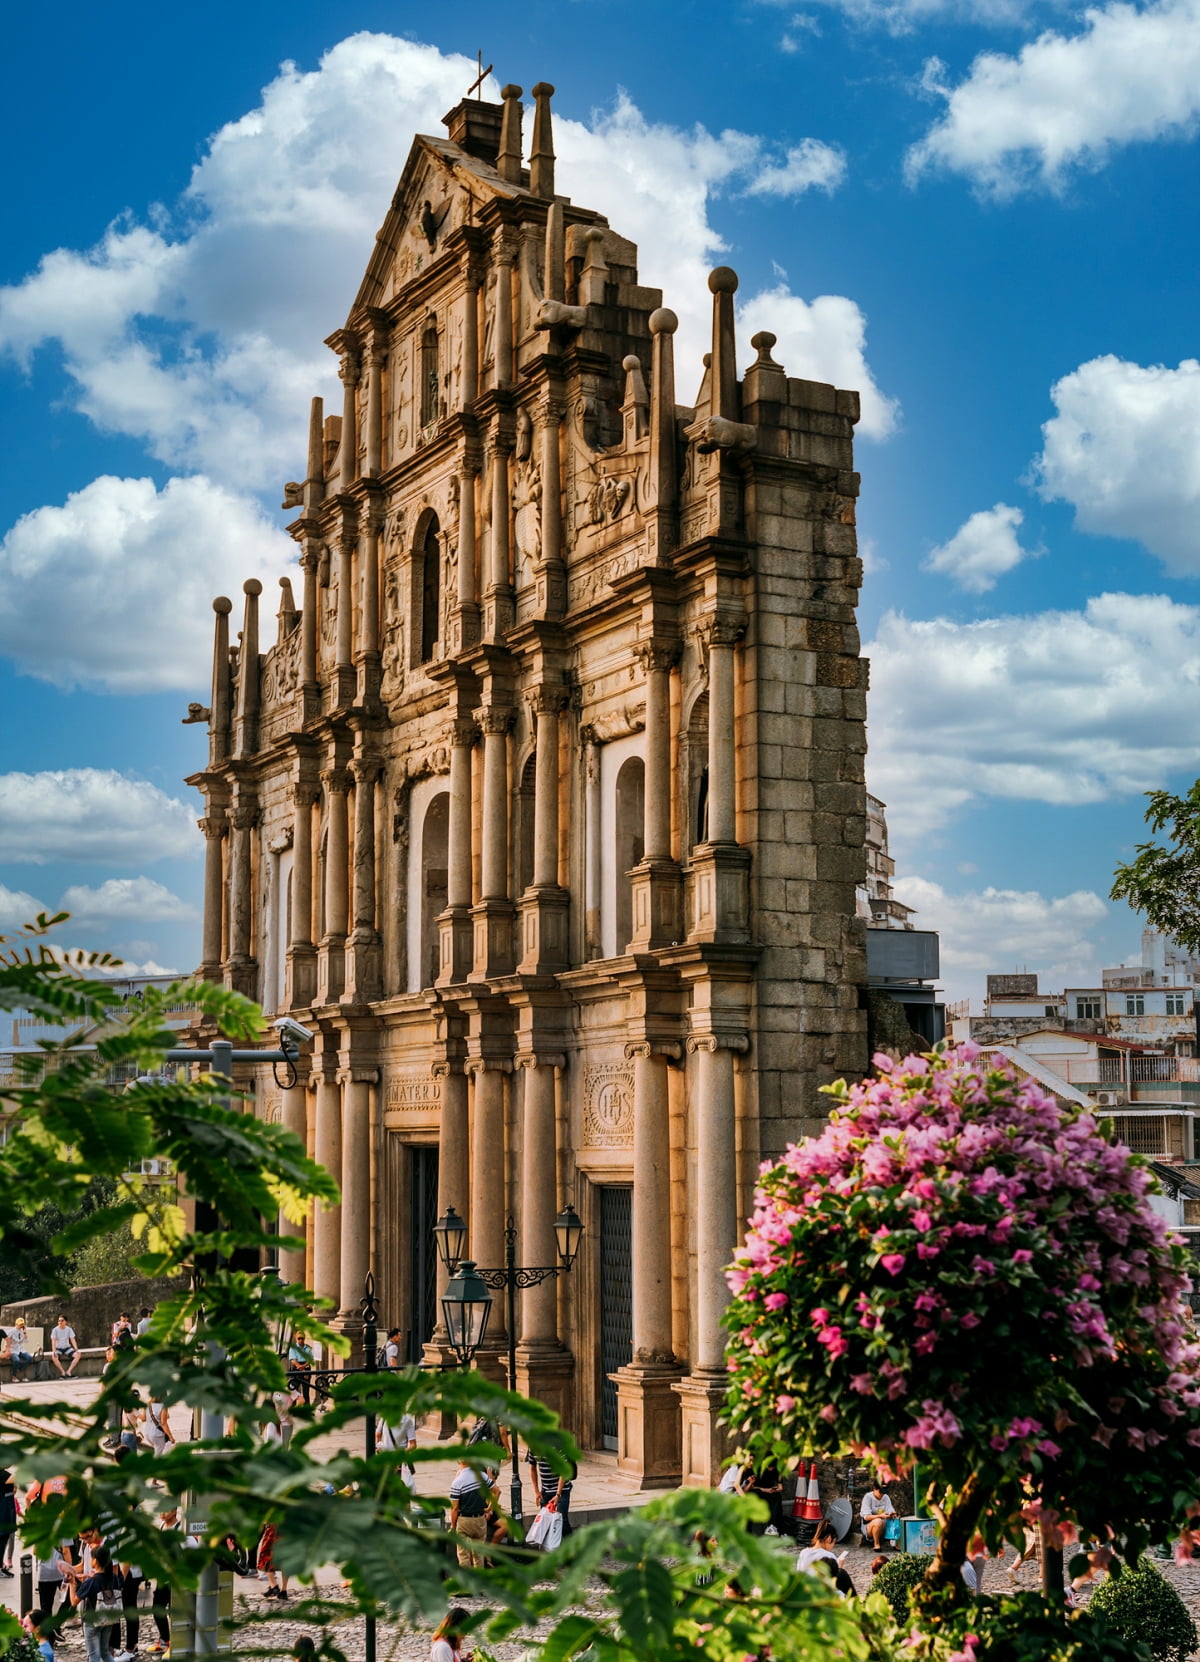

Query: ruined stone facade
[[187, 83, 868, 1485]]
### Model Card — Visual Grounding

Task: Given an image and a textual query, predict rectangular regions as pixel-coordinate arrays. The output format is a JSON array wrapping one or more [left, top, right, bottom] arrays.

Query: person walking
[[0, 1468, 16, 1576], [448, 1460, 489, 1568], [257, 1524, 289, 1600], [50, 1318, 80, 1378], [525, 1448, 575, 1539], [377, 1411, 418, 1488], [70, 1545, 122, 1662], [141, 1399, 175, 1459]]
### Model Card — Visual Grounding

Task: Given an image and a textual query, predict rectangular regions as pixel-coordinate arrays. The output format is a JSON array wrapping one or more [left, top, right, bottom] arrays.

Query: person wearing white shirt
[[797, 1521, 855, 1596], [50, 1318, 79, 1378], [383, 1329, 402, 1368], [378, 1412, 418, 1487], [860, 1482, 897, 1548], [429, 1608, 472, 1662]]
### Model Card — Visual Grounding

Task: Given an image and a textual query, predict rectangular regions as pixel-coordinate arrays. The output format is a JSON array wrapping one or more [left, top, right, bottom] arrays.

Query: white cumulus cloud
[[58, 878, 198, 928], [802, 0, 1048, 29], [866, 591, 1200, 842], [923, 501, 1033, 591], [1034, 355, 1200, 575], [906, 0, 1200, 195], [738, 286, 900, 439], [745, 139, 847, 195], [893, 874, 1109, 1002], [0, 474, 294, 692], [0, 884, 50, 934], [0, 770, 201, 865]]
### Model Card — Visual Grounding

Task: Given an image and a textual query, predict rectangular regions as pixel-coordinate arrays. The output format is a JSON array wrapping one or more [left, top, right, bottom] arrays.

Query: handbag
[[884, 1516, 901, 1543], [527, 1499, 563, 1550]]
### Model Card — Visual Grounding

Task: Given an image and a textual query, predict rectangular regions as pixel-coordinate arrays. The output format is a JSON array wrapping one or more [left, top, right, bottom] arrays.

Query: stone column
[[536, 398, 565, 617], [494, 238, 515, 387], [319, 768, 350, 1003], [451, 463, 479, 651], [346, 759, 381, 1002], [519, 688, 569, 974], [433, 1060, 469, 1302], [333, 527, 356, 706], [279, 1076, 308, 1282], [485, 438, 512, 638], [462, 272, 480, 405], [629, 645, 682, 949], [364, 329, 387, 476], [286, 783, 318, 1009], [707, 625, 737, 844], [338, 1072, 374, 1321], [583, 731, 601, 958], [471, 705, 515, 979], [517, 1054, 562, 1344], [467, 1060, 508, 1340], [226, 802, 258, 996], [358, 502, 382, 703], [437, 719, 475, 985], [339, 345, 360, 489], [300, 541, 321, 721], [614, 1040, 682, 1485], [691, 616, 750, 942], [312, 1071, 343, 1306], [674, 1032, 747, 1485], [198, 811, 227, 981]]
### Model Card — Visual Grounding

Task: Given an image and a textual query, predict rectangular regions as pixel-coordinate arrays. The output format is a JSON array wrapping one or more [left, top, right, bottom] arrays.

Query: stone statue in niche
[[515, 406, 533, 463], [512, 459, 541, 590], [602, 476, 632, 520], [481, 268, 497, 374], [386, 508, 406, 555]]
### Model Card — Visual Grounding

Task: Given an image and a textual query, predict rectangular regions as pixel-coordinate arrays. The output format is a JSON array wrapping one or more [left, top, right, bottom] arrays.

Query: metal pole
[[193, 1038, 233, 1658], [19, 1552, 32, 1617], [361, 1274, 379, 1662], [506, 1225, 522, 1523]]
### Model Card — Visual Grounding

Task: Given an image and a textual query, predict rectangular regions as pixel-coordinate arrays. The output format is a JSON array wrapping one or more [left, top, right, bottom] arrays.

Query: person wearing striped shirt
[[524, 1450, 575, 1537]]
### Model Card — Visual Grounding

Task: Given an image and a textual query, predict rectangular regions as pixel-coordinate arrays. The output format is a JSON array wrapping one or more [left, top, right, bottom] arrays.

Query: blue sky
[[2, 0, 1199, 1000]]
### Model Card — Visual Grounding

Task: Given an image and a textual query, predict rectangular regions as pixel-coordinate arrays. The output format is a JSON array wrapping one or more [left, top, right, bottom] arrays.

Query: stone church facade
[[187, 82, 868, 1485]]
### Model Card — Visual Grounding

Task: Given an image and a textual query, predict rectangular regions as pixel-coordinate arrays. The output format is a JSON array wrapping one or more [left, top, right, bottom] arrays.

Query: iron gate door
[[408, 1146, 439, 1362], [599, 1185, 633, 1449]]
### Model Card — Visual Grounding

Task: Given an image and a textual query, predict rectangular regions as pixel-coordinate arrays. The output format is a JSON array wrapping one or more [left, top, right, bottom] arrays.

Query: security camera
[[272, 1016, 315, 1046]]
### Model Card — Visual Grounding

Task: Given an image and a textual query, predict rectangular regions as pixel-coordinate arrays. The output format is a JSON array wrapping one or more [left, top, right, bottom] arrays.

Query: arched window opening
[[420, 793, 449, 988], [420, 518, 441, 664], [688, 692, 710, 850], [420, 320, 439, 427], [614, 757, 645, 955], [518, 752, 537, 894]]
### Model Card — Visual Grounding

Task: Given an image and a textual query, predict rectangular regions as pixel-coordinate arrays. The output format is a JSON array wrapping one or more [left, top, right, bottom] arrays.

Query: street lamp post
[[432, 1203, 583, 1523]]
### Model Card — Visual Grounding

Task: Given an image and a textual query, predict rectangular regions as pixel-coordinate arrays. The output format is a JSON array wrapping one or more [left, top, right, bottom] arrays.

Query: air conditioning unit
[[1096, 1092, 1118, 1107]]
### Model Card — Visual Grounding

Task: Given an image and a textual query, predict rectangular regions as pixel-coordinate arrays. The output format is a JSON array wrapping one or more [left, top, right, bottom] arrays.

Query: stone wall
[[1, 1276, 187, 1349]]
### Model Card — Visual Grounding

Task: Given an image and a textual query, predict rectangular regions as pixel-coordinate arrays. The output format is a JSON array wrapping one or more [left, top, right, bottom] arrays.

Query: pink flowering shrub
[[723, 1047, 1200, 1565]]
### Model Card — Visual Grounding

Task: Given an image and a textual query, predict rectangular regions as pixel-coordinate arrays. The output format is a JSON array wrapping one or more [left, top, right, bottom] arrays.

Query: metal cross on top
[[466, 50, 493, 100]]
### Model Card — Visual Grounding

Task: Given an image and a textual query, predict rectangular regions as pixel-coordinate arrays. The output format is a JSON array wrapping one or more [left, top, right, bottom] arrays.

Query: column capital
[[686, 1032, 750, 1055], [431, 1059, 464, 1080], [336, 1066, 380, 1085], [634, 640, 682, 675], [514, 1051, 567, 1071], [464, 1056, 514, 1075], [526, 684, 570, 718], [624, 1040, 682, 1062], [474, 704, 514, 737], [535, 393, 567, 428], [494, 230, 519, 267], [300, 538, 325, 573], [364, 320, 391, 364], [322, 766, 353, 794], [695, 612, 746, 651], [198, 813, 228, 839], [338, 345, 362, 385], [293, 780, 321, 808], [445, 716, 479, 749], [349, 757, 383, 787], [229, 804, 260, 832]]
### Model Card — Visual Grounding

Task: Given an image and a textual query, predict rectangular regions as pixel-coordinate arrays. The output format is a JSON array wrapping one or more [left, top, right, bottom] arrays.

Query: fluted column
[[279, 1075, 308, 1282], [349, 760, 379, 941], [433, 1061, 469, 1306], [334, 527, 355, 704], [627, 1042, 674, 1361], [364, 328, 387, 476], [532, 692, 561, 888], [438, 719, 475, 985], [198, 811, 226, 981], [339, 1073, 373, 1318], [642, 648, 672, 862], [358, 503, 382, 703], [286, 782, 318, 1009], [486, 438, 512, 638], [462, 272, 480, 405], [300, 542, 320, 718], [339, 345, 361, 490], [312, 1071, 343, 1306], [451, 463, 479, 653], [226, 801, 258, 993], [478, 706, 511, 901], [707, 624, 738, 845], [319, 768, 350, 1003], [518, 1055, 563, 1344], [689, 1035, 743, 1372], [494, 238, 515, 385], [467, 1060, 508, 1338]]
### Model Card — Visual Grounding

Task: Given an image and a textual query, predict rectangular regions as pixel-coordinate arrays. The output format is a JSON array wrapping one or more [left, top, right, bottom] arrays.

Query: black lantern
[[441, 1260, 492, 1366], [432, 1204, 468, 1271], [553, 1202, 585, 1269]]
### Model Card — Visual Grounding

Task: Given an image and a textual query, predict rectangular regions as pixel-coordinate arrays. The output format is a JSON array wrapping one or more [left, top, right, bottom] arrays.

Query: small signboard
[[902, 1516, 938, 1556]]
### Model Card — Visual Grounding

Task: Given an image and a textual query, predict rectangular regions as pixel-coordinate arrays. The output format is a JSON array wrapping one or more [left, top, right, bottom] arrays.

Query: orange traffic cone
[[801, 1459, 823, 1522], [791, 1469, 808, 1520]]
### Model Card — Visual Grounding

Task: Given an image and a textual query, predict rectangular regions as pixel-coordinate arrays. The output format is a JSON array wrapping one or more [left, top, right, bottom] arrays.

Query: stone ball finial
[[751, 330, 777, 354], [243, 578, 263, 596], [708, 266, 739, 294], [622, 354, 641, 372], [213, 596, 233, 615], [703, 353, 712, 368], [532, 82, 555, 97], [501, 83, 523, 100], [584, 228, 605, 247], [649, 307, 679, 335]]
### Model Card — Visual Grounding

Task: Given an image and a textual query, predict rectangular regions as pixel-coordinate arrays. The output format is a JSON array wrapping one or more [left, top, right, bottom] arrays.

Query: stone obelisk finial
[[498, 84, 523, 183], [234, 579, 263, 758], [210, 596, 233, 767], [544, 198, 565, 303], [303, 396, 325, 510], [708, 267, 739, 421], [277, 575, 298, 642], [648, 308, 679, 512], [530, 83, 555, 198]]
